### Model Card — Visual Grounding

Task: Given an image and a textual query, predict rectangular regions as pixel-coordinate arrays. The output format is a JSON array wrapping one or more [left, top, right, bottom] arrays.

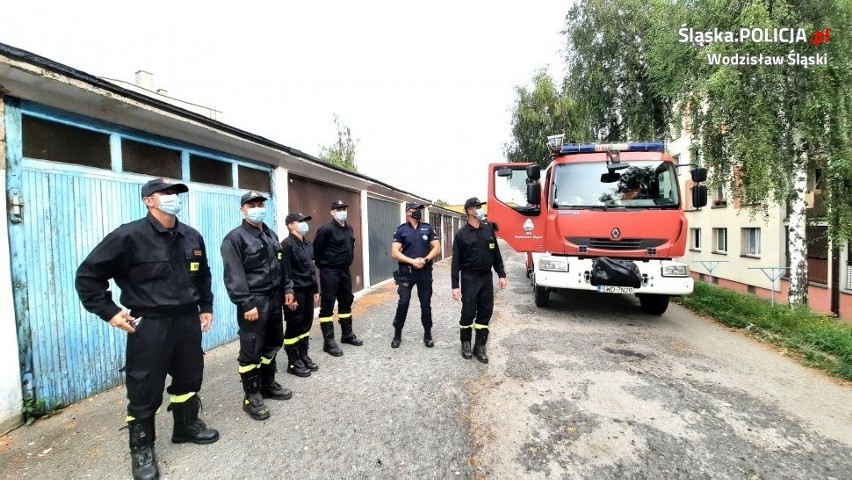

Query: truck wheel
[[534, 286, 550, 307], [638, 294, 669, 315]]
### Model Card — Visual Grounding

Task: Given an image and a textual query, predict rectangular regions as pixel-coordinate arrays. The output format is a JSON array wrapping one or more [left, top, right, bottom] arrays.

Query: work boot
[[285, 345, 311, 377], [240, 369, 270, 420], [260, 359, 293, 399], [391, 326, 402, 348], [127, 416, 158, 480], [320, 322, 344, 357], [339, 318, 363, 346], [168, 395, 220, 444], [423, 327, 434, 348], [299, 337, 319, 371], [460, 328, 472, 359], [473, 328, 489, 364]]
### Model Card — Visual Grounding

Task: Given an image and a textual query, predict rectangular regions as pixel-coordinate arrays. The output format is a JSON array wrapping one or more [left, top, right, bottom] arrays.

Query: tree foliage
[[319, 114, 358, 173], [504, 70, 586, 167]]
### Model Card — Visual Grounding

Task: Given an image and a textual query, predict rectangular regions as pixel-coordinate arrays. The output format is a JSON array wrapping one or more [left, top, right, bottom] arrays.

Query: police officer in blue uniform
[[76, 177, 219, 480], [391, 202, 441, 348], [221, 191, 295, 421], [451, 197, 507, 363]]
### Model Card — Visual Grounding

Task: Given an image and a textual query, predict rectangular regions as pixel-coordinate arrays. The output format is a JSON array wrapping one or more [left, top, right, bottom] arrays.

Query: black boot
[[285, 345, 311, 377], [169, 395, 220, 444], [423, 327, 434, 348], [128, 416, 159, 480], [240, 369, 270, 420], [460, 328, 472, 359], [391, 326, 402, 348], [320, 322, 343, 356], [299, 337, 319, 371], [260, 359, 294, 399], [473, 328, 489, 364], [339, 318, 363, 346]]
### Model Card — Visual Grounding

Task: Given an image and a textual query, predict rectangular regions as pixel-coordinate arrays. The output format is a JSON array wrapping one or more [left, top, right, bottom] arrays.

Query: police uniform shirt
[[314, 220, 355, 269], [75, 213, 214, 321], [281, 234, 319, 292], [393, 221, 438, 265], [221, 220, 293, 311], [450, 222, 506, 289]]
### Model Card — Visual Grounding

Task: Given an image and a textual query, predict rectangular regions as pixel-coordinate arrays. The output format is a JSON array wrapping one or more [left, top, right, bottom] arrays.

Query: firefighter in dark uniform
[[314, 200, 363, 355], [451, 197, 507, 363], [280, 212, 320, 377], [75, 177, 219, 480], [390, 202, 441, 348], [221, 191, 295, 421]]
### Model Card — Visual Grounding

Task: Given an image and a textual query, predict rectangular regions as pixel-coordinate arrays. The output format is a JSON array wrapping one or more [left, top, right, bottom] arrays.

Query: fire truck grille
[[567, 237, 667, 251]]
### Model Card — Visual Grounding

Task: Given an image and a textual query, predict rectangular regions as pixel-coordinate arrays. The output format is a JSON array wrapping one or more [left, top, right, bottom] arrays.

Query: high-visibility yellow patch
[[488, 243, 496, 249], [190, 262, 200, 272], [278, 253, 283, 260]]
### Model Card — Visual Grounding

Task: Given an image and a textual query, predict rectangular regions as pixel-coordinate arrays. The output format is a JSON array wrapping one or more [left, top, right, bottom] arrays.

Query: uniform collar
[[146, 212, 184, 234], [241, 219, 267, 237]]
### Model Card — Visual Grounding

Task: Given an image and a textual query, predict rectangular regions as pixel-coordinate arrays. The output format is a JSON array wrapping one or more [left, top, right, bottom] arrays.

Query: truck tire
[[534, 285, 550, 307], [638, 294, 669, 315]]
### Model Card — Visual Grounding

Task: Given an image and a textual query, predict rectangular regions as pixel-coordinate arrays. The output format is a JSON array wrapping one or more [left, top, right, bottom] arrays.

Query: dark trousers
[[393, 266, 433, 329], [459, 273, 494, 328], [318, 268, 354, 322], [236, 293, 284, 367], [284, 288, 315, 342], [125, 309, 203, 420]]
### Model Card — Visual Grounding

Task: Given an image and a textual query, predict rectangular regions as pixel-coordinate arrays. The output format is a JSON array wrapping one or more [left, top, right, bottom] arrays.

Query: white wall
[[0, 169, 24, 432]]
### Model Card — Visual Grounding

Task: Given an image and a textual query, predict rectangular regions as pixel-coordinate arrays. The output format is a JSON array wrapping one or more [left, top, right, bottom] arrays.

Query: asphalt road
[[2, 242, 851, 479]]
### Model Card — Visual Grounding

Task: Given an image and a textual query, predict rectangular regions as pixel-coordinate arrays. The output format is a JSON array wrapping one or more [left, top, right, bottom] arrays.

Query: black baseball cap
[[464, 197, 483, 210], [241, 191, 267, 206], [330, 200, 348, 209], [141, 177, 188, 198], [285, 212, 312, 224], [405, 202, 425, 211]]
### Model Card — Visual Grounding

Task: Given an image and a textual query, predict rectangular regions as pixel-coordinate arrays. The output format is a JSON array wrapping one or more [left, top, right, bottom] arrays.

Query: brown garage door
[[288, 175, 364, 292]]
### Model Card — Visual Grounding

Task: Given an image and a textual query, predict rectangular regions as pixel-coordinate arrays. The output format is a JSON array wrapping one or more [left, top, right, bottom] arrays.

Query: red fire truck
[[487, 136, 708, 315]]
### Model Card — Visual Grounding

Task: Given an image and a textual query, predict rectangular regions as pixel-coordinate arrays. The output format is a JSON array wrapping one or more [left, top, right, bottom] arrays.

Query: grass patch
[[677, 282, 852, 381]]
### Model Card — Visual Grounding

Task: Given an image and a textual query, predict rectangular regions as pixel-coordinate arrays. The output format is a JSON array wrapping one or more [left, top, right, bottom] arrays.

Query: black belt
[[131, 304, 199, 318]]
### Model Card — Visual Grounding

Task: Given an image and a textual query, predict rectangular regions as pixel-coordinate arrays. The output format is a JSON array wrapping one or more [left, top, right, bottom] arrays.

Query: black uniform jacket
[[451, 221, 506, 289], [281, 234, 319, 293], [221, 220, 293, 311], [75, 213, 214, 321], [314, 220, 355, 269]]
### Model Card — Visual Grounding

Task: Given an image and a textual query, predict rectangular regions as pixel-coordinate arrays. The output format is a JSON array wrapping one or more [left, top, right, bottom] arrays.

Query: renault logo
[[611, 227, 621, 239]]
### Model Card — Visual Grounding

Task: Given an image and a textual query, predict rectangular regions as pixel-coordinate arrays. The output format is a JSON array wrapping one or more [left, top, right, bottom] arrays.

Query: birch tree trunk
[[787, 136, 808, 306]]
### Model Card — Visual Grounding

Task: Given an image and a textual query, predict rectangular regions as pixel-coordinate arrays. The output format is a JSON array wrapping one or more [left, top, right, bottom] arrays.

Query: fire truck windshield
[[552, 160, 679, 209]]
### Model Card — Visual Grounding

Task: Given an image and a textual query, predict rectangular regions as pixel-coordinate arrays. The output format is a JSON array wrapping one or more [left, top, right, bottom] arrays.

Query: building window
[[122, 139, 182, 178], [190, 154, 232, 187], [690, 228, 701, 251], [21, 115, 111, 169], [712, 228, 727, 254], [238, 165, 271, 193], [712, 184, 727, 207], [742, 228, 761, 257]]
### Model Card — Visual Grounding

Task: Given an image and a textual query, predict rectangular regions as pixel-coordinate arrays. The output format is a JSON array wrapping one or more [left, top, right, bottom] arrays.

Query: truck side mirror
[[691, 167, 708, 183], [496, 167, 513, 178], [526, 165, 541, 180], [527, 183, 541, 205], [692, 185, 708, 208]]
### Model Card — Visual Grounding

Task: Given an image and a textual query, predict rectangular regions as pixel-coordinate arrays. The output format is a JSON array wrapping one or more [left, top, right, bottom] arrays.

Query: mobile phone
[[129, 317, 143, 328]]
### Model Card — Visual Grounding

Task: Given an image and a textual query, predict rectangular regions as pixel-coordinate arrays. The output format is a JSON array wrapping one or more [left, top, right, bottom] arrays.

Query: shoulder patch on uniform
[[193, 249, 203, 257]]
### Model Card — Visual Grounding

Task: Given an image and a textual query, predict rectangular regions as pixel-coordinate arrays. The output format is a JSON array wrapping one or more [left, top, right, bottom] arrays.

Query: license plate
[[597, 285, 634, 294]]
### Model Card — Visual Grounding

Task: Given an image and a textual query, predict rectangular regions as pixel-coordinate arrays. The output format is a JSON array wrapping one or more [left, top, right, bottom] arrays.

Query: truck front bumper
[[533, 254, 694, 295]]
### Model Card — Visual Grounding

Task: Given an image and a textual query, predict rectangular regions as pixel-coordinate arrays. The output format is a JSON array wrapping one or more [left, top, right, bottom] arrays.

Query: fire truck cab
[[487, 136, 708, 315]]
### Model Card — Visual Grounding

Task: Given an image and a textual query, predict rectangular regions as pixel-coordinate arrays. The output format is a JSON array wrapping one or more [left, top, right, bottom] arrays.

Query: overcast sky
[[2, 1, 568, 204]]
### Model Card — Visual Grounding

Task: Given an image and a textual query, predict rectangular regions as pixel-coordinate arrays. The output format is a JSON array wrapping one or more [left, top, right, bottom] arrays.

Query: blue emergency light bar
[[559, 141, 665, 154]]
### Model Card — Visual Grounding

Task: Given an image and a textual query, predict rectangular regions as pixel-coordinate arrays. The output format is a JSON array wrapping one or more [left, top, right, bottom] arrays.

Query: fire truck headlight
[[662, 264, 689, 277], [539, 259, 568, 272]]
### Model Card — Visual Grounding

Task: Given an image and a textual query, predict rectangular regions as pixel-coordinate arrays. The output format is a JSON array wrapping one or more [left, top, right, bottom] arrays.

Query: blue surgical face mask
[[157, 194, 182, 216], [476, 208, 485, 220], [246, 207, 266, 224], [297, 222, 310, 234], [335, 210, 348, 222]]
